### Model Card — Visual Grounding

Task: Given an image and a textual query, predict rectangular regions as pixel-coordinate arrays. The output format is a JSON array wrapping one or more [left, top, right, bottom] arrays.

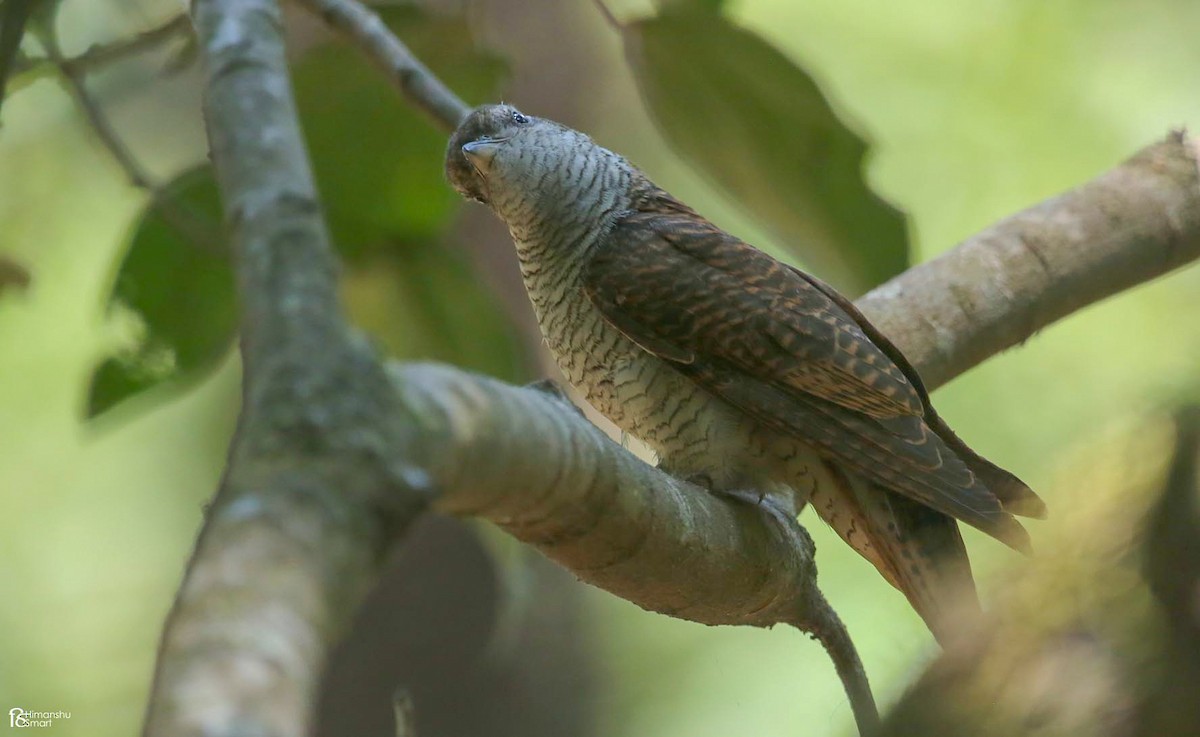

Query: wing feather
[[583, 193, 1040, 547]]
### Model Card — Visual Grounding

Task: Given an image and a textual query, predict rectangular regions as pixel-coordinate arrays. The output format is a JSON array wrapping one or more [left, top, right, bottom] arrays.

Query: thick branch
[[859, 132, 1200, 388], [398, 365, 818, 626], [396, 365, 879, 731], [143, 1, 430, 735]]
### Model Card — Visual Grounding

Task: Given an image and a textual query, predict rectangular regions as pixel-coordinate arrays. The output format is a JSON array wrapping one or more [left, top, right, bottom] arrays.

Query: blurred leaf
[[1136, 406, 1200, 737], [341, 240, 526, 384], [0, 255, 30, 293], [88, 7, 523, 415], [292, 5, 506, 249], [1145, 407, 1200, 609], [622, 5, 908, 293], [87, 168, 232, 417], [0, 0, 35, 116]]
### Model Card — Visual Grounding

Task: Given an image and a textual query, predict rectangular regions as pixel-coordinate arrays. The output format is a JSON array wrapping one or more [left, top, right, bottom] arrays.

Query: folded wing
[[583, 189, 1043, 549]]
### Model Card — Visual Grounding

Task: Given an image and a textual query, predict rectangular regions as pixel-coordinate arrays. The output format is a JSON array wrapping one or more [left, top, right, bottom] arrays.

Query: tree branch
[[395, 364, 878, 731], [859, 132, 1200, 388], [44, 32, 155, 190], [143, 1, 432, 734], [46, 20, 222, 255], [291, 0, 470, 131], [398, 365, 819, 626], [15, 14, 190, 79], [143, 1, 1200, 734]]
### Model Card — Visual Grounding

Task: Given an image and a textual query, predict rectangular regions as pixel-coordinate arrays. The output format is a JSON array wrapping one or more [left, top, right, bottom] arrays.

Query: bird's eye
[[510, 110, 529, 125]]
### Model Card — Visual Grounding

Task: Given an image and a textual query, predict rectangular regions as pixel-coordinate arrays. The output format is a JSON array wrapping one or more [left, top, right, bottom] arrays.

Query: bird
[[444, 103, 1046, 644]]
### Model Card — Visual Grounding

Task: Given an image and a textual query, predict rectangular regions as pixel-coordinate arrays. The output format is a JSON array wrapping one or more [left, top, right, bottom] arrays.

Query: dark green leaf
[[624, 6, 908, 293], [294, 6, 523, 380], [0, 255, 30, 293], [87, 168, 233, 416]]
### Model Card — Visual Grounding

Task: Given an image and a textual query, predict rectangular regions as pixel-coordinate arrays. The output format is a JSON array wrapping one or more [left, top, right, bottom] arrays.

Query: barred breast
[[514, 230, 790, 493], [503, 145, 824, 504]]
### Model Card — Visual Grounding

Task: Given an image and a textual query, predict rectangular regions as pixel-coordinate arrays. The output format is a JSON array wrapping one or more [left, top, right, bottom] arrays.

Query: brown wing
[[781, 262, 1046, 519], [583, 194, 1034, 548]]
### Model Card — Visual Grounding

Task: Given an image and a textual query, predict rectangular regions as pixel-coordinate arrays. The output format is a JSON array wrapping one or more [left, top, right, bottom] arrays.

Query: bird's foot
[[716, 487, 797, 527], [680, 473, 796, 526], [525, 378, 584, 417]]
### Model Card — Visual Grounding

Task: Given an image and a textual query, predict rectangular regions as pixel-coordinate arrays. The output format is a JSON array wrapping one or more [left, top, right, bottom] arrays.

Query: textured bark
[[859, 133, 1200, 388], [143, 1, 431, 735], [400, 364, 818, 626]]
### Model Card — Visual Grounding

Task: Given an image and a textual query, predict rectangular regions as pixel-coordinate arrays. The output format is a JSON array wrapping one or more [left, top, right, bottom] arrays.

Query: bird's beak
[[461, 138, 505, 175]]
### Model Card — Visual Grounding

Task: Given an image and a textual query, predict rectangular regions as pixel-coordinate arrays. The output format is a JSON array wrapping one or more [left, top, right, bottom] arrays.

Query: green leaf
[[87, 168, 233, 416], [624, 6, 908, 293]]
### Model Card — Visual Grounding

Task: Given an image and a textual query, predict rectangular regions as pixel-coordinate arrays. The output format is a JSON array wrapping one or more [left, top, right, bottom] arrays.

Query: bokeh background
[[2, 0, 1199, 735]]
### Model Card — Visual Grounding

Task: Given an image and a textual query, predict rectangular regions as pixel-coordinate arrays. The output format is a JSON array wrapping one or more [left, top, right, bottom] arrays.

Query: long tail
[[810, 463, 980, 646]]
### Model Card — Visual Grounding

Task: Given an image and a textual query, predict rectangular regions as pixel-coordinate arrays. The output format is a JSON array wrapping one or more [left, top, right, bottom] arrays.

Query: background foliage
[[1, 0, 1198, 735]]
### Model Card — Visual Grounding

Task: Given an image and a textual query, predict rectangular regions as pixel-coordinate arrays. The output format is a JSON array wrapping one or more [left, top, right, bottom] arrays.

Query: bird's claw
[[680, 474, 795, 526], [715, 487, 795, 522]]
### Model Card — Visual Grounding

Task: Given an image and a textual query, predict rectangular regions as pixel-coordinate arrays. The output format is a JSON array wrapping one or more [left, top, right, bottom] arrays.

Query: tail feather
[[813, 464, 982, 646], [926, 408, 1048, 519]]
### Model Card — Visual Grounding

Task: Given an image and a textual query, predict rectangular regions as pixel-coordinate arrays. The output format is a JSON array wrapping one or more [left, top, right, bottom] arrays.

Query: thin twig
[[16, 14, 191, 79], [46, 31, 222, 252], [590, 0, 624, 30], [66, 14, 190, 73], [759, 496, 879, 734], [796, 589, 880, 736], [45, 31, 154, 189], [291, 0, 470, 132]]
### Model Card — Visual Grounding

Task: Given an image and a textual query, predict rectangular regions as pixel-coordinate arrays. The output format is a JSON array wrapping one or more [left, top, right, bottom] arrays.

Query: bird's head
[[446, 104, 630, 237]]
